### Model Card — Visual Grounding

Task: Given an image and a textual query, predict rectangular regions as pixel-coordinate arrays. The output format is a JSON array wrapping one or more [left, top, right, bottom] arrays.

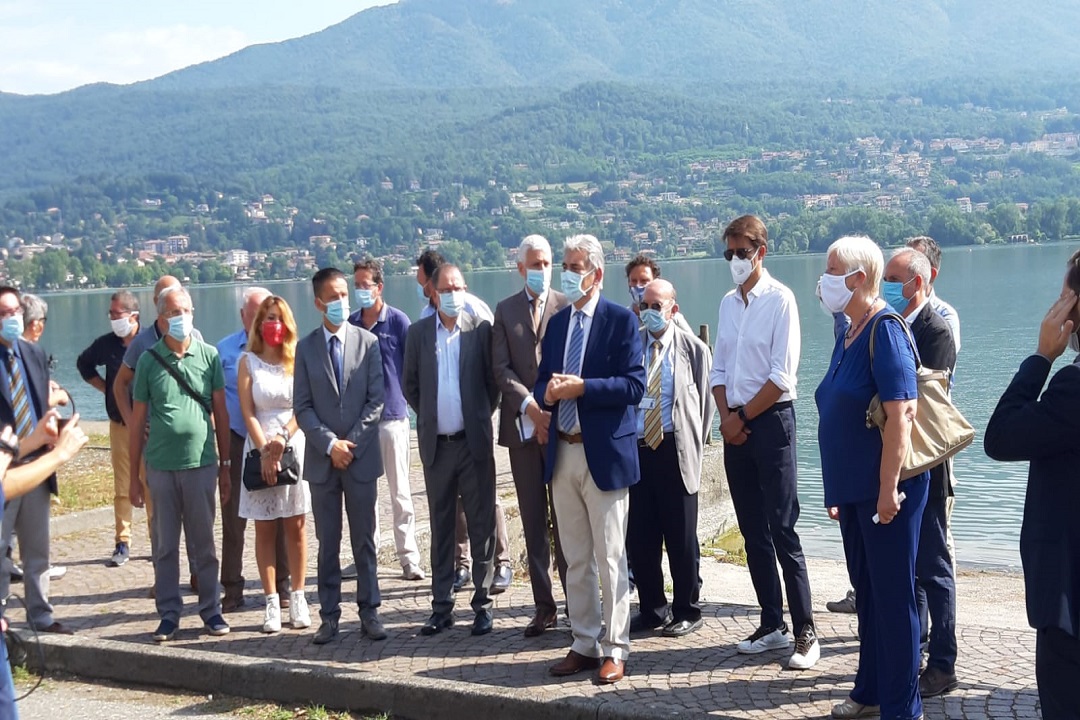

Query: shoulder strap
[[147, 348, 212, 415], [868, 312, 922, 370]]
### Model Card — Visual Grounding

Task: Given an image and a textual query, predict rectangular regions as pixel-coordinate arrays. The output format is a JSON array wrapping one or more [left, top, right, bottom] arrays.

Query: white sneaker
[[788, 624, 821, 669], [289, 590, 311, 629], [402, 563, 425, 581], [737, 623, 790, 654], [48, 565, 67, 580], [262, 594, 282, 634]]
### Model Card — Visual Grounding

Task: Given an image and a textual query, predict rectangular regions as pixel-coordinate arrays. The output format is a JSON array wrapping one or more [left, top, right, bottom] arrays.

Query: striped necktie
[[559, 312, 585, 432], [6, 350, 34, 439], [643, 340, 664, 450]]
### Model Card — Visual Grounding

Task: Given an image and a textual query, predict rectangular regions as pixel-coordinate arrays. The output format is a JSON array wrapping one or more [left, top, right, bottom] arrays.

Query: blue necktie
[[329, 335, 343, 394], [559, 312, 585, 432]]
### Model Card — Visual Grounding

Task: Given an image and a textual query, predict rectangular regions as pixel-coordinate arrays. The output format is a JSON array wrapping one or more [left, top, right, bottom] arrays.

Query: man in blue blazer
[[985, 256, 1080, 720], [534, 234, 645, 685]]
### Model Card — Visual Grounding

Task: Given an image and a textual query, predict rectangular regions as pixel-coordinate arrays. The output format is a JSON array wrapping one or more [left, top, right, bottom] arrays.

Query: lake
[[38, 242, 1079, 568]]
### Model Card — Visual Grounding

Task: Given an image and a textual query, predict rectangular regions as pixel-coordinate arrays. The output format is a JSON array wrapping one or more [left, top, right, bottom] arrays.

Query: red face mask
[[261, 321, 286, 347]]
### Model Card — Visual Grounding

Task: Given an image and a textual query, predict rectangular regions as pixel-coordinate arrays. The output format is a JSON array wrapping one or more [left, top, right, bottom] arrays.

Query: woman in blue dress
[[814, 235, 928, 720]]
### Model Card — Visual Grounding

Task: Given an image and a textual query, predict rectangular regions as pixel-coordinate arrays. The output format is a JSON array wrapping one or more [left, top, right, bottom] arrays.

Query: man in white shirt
[[711, 215, 818, 670]]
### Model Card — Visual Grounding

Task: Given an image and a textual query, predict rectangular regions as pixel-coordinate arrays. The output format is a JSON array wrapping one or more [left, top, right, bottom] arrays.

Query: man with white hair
[[536, 234, 645, 684], [493, 234, 570, 637], [217, 287, 291, 612]]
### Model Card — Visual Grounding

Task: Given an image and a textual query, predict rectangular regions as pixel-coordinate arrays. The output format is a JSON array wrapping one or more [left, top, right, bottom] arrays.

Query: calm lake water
[[40, 243, 1079, 568]]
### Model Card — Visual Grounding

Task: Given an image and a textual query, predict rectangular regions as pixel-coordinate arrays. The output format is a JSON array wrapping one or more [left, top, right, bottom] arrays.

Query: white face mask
[[1069, 331, 1080, 354], [111, 315, 134, 337], [729, 256, 755, 286], [818, 269, 862, 314]]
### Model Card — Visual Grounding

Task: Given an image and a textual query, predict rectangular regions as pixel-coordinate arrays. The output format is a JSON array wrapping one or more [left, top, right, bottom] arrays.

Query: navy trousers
[[1036, 627, 1080, 720], [916, 471, 957, 673], [839, 473, 928, 720], [724, 403, 813, 631]]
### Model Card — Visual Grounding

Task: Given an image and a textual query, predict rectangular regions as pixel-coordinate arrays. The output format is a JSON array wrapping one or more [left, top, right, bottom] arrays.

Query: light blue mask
[[641, 308, 668, 335], [881, 279, 913, 312], [416, 282, 428, 303], [167, 314, 193, 341], [0, 315, 23, 344], [439, 291, 464, 318], [629, 286, 646, 305], [526, 268, 550, 296], [561, 269, 594, 304], [323, 298, 348, 326], [354, 289, 376, 309]]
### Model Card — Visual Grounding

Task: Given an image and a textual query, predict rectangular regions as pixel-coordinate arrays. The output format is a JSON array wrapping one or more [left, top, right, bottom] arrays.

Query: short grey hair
[[518, 234, 551, 259], [156, 285, 191, 315], [889, 247, 932, 287], [21, 293, 47, 324], [562, 234, 605, 279], [111, 290, 139, 314], [828, 235, 884, 297], [242, 286, 271, 308]]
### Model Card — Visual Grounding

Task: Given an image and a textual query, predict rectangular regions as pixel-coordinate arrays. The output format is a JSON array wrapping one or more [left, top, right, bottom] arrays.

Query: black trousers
[[1036, 627, 1080, 720], [916, 469, 957, 673], [723, 403, 813, 630], [628, 434, 700, 623]]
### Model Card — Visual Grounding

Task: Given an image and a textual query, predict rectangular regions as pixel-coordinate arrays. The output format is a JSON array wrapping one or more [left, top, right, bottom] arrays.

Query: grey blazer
[[402, 312, 499, 469], [294, 323, 385, 484], [492, 288, 569, 448], [641, 324, 715, 494]]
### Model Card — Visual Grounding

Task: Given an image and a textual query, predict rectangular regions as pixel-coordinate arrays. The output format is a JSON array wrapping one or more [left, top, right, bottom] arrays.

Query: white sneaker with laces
[[737, 623, 790, 654], [788, 624, 820, 669], [290, 590, 311, 629], [262, 593, 282, 634], [402, 563, 426, 581]]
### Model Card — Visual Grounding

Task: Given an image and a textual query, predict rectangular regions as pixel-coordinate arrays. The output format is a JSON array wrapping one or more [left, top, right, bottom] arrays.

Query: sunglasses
[[638, 301, 670, 312], [723, 247, 758, 262]]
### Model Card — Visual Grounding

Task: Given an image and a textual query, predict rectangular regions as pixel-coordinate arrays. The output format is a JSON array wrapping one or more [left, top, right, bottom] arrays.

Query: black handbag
[[242, 444, 300, 491]]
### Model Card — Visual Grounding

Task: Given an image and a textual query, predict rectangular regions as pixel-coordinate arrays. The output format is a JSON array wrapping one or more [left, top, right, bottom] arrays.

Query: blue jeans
[[0, 632, 17, 719]]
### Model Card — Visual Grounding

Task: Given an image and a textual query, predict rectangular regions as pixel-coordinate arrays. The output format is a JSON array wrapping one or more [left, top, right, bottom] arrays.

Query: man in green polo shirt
[[128, 285, 232, 642]]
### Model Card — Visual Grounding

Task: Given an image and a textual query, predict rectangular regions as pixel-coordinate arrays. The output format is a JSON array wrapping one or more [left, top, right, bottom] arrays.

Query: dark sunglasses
[[723, 247, 758, 262], [638, 301, 669, 312]]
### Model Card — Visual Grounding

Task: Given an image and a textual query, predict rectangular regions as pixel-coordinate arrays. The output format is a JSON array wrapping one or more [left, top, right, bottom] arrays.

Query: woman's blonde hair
[[247, 296, 298, 375]]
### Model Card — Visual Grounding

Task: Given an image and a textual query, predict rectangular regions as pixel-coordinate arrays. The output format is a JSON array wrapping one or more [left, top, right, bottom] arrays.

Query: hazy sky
[[0, 1, 396, 95]]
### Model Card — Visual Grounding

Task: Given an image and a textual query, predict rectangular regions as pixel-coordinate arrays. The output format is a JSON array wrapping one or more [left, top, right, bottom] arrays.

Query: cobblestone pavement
[[32, 438, 1039, 720]]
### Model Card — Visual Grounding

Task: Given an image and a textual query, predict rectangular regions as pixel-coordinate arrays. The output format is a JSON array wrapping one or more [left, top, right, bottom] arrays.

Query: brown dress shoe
[[597, 657, 625, 684], [524, 611, 557, 638], [40, 622, 74, 635], [549, 650, 601, 676]]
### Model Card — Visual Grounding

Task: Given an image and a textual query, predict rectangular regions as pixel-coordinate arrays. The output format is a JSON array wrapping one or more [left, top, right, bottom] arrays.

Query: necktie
[[643, 340, 664, 450], [530, 295, 541, 337], [559, 312, 585, 432], [328, 335, 343, 394], [6, 350, 34, 439]]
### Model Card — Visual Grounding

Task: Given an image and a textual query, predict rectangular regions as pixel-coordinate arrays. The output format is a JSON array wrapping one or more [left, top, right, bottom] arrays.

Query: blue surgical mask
[[641, 308, 668, 335], [526, 268, 550, 296], [561, 269, 594, 304], [323, 298, 348, 326], [629, 285, 646, 305], [0, 315, 23, 344], [881, 279, 913, 312], [416, 282, 428, 303], [438, 291, 464, 318], [167, 313, 193, 341], [354, 289, 376, 309]]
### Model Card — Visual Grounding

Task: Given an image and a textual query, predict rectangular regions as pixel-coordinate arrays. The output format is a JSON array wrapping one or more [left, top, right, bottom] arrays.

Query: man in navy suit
[[535, 234, 645, 685], [985, 251, 1080, 720]]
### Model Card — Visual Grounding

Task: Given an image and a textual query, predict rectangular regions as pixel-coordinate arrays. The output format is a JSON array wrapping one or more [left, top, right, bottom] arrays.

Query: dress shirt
[[435, 317, 465, 435], [636, 323, 675, 437], [420, 291, 493, 323], [321, 323, 349, 456], [519, 287, 547, 415], [902, 298, 931, 326], [710, 269, 800, 407], [558, 291, 600, 434], [929, 289, 961, 354], [216, 328, 248, 436]]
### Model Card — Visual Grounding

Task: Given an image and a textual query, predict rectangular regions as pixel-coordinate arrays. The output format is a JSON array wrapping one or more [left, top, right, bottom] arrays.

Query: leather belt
[[436, 430, 467, 442], [558, 431, 583, 444]]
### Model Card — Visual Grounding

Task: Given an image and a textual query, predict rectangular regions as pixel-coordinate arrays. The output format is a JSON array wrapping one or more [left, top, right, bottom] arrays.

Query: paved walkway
[[27, 437, 1041, 720]]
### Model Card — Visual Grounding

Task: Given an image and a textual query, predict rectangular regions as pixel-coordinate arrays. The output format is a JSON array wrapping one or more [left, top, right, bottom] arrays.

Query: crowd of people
[[0, 215, 1076, 720]]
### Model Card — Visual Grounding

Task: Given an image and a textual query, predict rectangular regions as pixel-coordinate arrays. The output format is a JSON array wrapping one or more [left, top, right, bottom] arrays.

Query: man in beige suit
[[493, 234, 570, 637], [627, 279, 714, 638]]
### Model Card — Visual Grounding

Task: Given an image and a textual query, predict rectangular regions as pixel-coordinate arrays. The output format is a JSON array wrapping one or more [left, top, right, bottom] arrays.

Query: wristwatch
[[737, 407, 749, 424], [219, 459, 232, 467]]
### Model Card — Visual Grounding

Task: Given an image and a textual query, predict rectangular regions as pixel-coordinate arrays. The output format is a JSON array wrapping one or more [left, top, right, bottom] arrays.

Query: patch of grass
[[702, 527, 747, 567], [10, 664, 38, 685], [232, 702, 390, 719], [54, 432, 113, 515]]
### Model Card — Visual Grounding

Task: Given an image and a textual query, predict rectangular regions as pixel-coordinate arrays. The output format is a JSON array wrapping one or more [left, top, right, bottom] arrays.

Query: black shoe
[[312, 619, 339, 645], [661, 617, 703, 637], [452, 567, 470, 593], [361, 616, 388, 641], [340, 563, 358, 580], [421, 612, 455, 636], [919, 666, 958, 697], [629, 610, 671, 633], [490, 565, 512, 595], [471, 610, 493, 636]]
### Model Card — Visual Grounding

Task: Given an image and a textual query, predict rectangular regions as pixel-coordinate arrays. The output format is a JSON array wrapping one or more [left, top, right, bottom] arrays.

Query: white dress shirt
[[709, 269, 800, 408], [558, 291, 600, 433], [435, 317, 465, 435]]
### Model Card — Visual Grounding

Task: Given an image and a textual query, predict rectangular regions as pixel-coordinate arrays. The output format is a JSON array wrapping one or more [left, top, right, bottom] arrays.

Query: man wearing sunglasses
[[710, 215, 818, 669]]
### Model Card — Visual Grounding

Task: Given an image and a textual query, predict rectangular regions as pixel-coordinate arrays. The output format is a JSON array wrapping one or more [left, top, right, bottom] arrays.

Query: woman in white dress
[[237, 296, 311, 633]]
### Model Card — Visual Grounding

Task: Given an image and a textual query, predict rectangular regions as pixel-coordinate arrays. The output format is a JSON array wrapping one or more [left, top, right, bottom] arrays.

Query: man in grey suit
[[403, 263, 500, 637], [492, 234, 570, 637], [294, 267, 386, 645], [628, 279, 714, 638]]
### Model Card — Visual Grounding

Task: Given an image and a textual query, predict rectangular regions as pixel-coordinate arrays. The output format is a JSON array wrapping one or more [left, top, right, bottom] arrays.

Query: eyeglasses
[[639, 301, 670, 312], [723, 247, 758, 262]]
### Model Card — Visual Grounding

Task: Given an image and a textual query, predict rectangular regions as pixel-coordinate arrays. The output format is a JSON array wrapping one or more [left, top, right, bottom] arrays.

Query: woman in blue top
[[815, 235, 928, 720]]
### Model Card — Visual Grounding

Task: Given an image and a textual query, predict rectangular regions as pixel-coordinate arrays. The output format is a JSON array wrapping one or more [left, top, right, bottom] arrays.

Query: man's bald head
[[153, 275, 181, 303], [643, 278, 676, 306]]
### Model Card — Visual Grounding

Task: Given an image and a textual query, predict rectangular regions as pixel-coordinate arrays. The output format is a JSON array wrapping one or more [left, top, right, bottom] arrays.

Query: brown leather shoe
[[524, 611, 557, 638], [40, 622, 74, 635], [549, 650, 601, 677], [597, 657, 625, 684]]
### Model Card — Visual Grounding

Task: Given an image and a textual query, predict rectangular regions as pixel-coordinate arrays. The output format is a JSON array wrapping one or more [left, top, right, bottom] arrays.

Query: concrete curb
[[50, 506, 114, 537]]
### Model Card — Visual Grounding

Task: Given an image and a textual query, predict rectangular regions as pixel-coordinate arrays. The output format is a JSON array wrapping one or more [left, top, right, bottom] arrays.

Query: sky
[[0, 1, 396, 96]]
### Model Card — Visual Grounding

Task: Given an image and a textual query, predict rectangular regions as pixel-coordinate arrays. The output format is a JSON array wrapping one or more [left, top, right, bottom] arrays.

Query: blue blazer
[[534, 295, 645, 491]]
